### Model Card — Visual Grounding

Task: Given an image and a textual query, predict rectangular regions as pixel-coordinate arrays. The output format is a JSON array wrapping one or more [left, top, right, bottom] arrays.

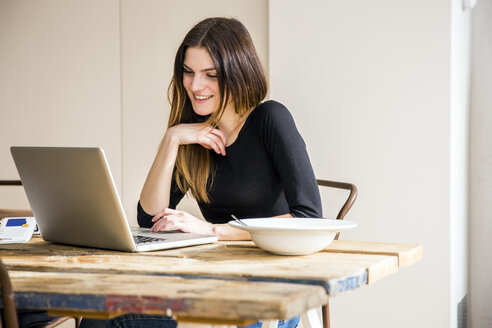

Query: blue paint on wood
[[12, 292, 106, 311], [144, 270, 369, 295], [0, 271, 370, 313], [326, 270, 368, 294]]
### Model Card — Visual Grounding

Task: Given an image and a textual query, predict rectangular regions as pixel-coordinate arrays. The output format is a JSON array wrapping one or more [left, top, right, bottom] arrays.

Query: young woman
[[138, 17, 321, 240], [80, 16, 321, 328]]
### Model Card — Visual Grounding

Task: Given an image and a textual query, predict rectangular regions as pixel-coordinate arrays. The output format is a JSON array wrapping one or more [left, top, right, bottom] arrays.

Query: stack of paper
[[0, 217, 37, 244]]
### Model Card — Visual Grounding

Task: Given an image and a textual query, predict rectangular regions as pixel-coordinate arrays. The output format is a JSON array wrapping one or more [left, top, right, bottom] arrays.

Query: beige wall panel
[[270, 0, 453, 327], [121, 0, 269, 225], [0, 0, 121, 208]]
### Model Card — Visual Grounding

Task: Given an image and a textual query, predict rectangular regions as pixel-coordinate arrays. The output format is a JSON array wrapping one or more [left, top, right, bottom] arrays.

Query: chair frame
[[0, 259, 19, 328], [316, 179, 358, 328], [0, 181, 22, 186]]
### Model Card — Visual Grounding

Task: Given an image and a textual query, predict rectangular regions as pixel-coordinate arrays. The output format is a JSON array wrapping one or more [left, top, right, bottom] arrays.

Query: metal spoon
[[231, 214, 248, 226]]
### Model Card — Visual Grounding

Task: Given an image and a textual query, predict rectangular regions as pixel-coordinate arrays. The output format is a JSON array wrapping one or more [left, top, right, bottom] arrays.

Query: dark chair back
[[0, 258, 19, 328], [316, 179, 358, 240]]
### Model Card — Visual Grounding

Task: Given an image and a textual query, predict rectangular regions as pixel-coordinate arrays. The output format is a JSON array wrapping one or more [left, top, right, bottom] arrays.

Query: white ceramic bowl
[[228, 218, 357, 256]]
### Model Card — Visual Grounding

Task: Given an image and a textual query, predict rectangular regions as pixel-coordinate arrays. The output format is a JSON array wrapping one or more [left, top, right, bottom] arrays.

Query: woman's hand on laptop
[[150, 208, 214, 235], [150, 208, 251, 240]]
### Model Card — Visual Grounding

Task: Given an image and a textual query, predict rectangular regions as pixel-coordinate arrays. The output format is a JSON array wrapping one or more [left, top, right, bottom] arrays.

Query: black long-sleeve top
[[138, 100, 322, 226]]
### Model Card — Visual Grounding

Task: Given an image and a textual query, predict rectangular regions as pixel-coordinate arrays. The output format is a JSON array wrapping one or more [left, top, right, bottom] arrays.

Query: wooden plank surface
[[0, 240, 399, 295], [0, 237, 423, 292], [4, 270, 327, 323], [0, 237, 422, 267], [164, 241, 399, 285], [323, 240, 423, 267]]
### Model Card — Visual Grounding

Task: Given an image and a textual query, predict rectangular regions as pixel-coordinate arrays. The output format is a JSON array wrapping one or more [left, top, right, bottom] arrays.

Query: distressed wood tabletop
[[0, 237, 422, 322], [6, 270, 327, 323]]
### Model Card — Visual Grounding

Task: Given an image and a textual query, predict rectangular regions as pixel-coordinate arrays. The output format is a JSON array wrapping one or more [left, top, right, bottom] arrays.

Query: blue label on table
[[6, 218, 27, 226]]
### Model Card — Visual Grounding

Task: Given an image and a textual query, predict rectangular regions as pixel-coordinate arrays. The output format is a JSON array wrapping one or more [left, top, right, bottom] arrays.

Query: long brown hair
[[168, 17, 267, 203]]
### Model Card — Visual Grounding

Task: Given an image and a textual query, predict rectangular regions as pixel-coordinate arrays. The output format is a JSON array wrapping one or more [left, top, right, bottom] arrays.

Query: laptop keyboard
[[133, 235, 167, 245]]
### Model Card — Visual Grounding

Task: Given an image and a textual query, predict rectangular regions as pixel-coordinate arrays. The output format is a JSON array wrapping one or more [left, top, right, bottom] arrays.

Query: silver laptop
[[10, 146, 218, 252]]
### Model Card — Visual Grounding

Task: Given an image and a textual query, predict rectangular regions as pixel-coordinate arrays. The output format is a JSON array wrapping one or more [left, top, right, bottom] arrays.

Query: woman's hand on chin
[[166, 123, 227, 156], [150, 208, 215, 235]]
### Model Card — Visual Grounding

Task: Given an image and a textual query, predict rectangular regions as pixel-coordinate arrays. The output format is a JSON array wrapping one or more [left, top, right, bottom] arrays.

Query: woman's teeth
[[195, 95, 212, 100]]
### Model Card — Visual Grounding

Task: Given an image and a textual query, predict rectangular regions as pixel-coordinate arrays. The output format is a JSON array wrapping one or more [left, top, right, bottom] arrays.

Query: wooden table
[[0, 237, 422, 327]]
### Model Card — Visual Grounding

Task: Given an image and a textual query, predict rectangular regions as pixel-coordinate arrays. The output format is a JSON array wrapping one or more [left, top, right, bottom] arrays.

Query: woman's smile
[[194, 94, 213, 102]]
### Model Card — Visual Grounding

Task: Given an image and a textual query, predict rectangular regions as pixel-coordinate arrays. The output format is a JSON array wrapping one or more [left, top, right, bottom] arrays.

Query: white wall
[[269, 0, 470, 327], [0, 0, 121, 208], [469, 0, 492, 327]]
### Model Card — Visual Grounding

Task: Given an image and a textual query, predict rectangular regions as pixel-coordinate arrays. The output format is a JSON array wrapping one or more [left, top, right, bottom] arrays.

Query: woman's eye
[[207, 74, 217, 79], [183, 69, 193, 75]]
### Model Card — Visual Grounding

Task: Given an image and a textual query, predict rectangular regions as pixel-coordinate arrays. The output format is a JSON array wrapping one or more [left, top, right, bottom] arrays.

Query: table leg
[[322, 303, 330, 328]]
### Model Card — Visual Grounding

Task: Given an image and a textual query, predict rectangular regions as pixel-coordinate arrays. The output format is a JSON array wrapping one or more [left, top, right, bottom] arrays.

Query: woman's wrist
[[162, 127, 180, 150], [212, 223, 251, 241]]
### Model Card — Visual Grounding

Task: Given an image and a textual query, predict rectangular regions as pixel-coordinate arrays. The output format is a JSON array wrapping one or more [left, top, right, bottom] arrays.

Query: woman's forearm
[[139, 133, 180, 215], [211, 214, 292, 240]]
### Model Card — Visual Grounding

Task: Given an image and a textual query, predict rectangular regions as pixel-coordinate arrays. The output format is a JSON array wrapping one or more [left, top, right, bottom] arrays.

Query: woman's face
[[182, 47, 221, 116]]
